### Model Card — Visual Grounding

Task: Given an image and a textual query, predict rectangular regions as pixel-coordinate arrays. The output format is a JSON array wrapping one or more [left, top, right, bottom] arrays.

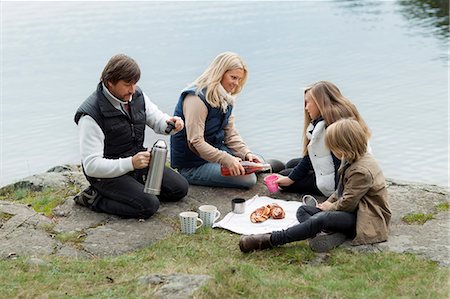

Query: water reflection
[[397, 0, 449, 41], [334, 0, 384, 13], [335, 0, 448, 60]]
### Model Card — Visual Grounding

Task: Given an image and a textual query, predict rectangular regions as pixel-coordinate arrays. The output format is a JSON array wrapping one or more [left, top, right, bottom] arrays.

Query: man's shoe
[[308, 232, 347, 253], [239, 233, 273, 253], [73, 186, 98, 208]]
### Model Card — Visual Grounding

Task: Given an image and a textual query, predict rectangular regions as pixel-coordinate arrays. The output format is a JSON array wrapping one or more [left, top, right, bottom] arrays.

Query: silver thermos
[[144, 139, 167, 195]]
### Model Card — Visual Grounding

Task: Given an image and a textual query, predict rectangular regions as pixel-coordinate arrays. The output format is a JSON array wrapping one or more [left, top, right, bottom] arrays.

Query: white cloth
[[213, 195, 303, 235]]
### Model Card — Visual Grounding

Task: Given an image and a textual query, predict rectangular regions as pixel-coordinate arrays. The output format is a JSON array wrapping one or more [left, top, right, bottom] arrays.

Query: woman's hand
[[276, 175, 294, 186], [317, 201, 333, 211], [245, 153, 261, 163], [225, 157, 245, 176], [132, 151, 151, 169]]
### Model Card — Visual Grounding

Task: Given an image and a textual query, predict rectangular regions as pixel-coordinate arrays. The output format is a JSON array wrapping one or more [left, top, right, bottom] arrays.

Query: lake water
[[1, 1, 448, 188]]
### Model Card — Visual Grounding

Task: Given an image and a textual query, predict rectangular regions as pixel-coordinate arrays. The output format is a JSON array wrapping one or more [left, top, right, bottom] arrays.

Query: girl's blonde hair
[[192, 52, 248, 109], [302, 81, 370, 155], [325, 118, 368, 163]]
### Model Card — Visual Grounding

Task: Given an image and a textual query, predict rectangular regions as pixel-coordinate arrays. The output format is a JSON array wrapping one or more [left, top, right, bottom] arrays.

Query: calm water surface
[[1, 1, 448, 187]]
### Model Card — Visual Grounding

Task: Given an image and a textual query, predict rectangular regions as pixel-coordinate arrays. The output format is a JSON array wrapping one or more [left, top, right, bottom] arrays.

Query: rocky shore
[[1, 165, 449, 266]]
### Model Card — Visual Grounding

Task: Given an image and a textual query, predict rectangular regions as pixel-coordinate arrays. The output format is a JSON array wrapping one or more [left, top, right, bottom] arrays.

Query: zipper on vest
[[131, 123, 136, 139], [127, 103, 136, 141]]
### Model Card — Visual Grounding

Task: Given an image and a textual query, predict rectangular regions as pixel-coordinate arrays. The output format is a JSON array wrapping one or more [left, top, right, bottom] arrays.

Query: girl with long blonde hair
[[276, 80, 370, 197]]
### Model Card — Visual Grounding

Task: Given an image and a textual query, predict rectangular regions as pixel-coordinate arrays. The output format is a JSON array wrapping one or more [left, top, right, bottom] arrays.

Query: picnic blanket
[[213, 195, 303, 235]]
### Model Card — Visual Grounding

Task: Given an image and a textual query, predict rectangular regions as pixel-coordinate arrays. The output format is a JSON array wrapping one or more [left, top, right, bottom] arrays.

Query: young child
[[240, 118, 391, 253]]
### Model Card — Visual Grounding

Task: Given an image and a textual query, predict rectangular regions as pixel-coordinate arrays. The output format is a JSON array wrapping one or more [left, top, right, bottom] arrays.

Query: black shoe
[[73, 186, 98, 208], [265, 159, 286, 173], [308, 232, 347, 252], [239, 234, 273, 253]]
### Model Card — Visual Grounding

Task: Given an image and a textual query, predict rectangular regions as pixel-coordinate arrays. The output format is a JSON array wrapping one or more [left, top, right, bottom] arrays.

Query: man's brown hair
[[100, 54, 141, 84]]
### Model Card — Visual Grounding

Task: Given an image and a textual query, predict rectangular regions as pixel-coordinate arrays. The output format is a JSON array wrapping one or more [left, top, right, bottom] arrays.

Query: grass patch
[[402, 212, 435, 225], [0, 229, 448, 298], [54, 231, 87, 245], [0, 212, 14, 222], [0, 185, 79, 217], [402, 201, 449, 225], [436, 202, 449, 212]]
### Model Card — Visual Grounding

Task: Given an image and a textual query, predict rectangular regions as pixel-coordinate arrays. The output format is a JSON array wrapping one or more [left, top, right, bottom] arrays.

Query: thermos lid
[[153, 139, 167, 149]]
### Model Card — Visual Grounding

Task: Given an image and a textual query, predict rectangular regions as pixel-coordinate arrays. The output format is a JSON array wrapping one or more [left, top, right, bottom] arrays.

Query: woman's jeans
[[89, 167, 188, 219], [178, 145, 257, 189], [271, 205, 356, 246]]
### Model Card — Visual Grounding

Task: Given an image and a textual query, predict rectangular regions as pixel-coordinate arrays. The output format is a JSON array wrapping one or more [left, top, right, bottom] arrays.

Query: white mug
[[198, 205, 221, 227], [179, 211, 203, 234], [302, 195, 318, 207]]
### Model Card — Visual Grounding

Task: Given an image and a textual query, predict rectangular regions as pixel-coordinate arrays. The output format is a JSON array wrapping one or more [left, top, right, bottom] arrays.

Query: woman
[[170, 52, 262, 188], [240, 118, 391, 253], [277, 81, 371, 197]]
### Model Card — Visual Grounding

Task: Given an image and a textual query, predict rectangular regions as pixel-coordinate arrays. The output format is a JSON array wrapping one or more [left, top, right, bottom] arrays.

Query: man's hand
[[132, 151, 151, 169], [167, 116, 184, 133]]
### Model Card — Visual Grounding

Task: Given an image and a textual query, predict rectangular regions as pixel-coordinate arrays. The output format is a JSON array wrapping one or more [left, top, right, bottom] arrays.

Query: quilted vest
[[74, 83, 146, 159], [170, 87, 233, 168]]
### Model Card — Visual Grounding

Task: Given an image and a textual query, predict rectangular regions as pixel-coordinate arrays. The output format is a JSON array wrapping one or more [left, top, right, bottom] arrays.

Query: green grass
[[436, 202, 449, 212], [0, 228, 448, 298], [0, 186, 448, 298], [0, 212, 14, 222], [402, 212, 435, 225], [0, 185, 79, 217], [401, 201, 449, 225]]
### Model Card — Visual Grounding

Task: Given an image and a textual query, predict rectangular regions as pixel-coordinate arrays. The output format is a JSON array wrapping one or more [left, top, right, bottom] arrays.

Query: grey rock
[[0, 165, 448, 268], [82, 218, 174, 257], [138, 274, 165, 285], [25, 257, 48, 266], [138, 274, 211, 298]]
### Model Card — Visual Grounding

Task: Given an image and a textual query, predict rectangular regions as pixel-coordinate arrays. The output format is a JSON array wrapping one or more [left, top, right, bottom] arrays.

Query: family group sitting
[[73, 52, 391, 253]]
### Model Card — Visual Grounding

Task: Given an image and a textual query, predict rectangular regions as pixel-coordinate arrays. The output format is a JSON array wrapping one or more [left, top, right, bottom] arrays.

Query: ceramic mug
[[198, 205, 221, 227], [302, 195, 318, 207], [179, 211, 203, 234]]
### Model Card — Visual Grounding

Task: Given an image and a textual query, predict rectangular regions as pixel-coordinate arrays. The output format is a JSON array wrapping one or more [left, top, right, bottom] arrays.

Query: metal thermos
[[144, 139, 167, 195]]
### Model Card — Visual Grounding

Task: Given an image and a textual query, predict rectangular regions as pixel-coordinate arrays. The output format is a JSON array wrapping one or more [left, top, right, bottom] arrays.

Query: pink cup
[[264, 174, 279, 193]]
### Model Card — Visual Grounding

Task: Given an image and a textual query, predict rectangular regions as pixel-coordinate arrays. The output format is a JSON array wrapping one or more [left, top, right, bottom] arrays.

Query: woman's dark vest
[[170, 87, 233, 169], [74, 83, 146, 160]]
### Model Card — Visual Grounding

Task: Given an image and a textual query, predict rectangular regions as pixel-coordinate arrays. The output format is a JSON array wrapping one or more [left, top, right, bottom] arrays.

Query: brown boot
[[239, 233, 273, 253]]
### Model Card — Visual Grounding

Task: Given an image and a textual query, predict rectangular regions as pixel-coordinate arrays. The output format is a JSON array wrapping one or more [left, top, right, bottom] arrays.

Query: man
[[74, 54, 188, 219]]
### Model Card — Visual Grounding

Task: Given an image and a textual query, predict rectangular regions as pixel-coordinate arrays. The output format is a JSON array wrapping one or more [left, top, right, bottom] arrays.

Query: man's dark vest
[[170, 87, 233, 169], [74, 83, 146, 160]]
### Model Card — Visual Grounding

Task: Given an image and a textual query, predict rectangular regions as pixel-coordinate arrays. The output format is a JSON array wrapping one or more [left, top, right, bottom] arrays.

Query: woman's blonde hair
[[302, 80, 370, 155], [192, 52, 248, 109], [325, 118, 368, 163]]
